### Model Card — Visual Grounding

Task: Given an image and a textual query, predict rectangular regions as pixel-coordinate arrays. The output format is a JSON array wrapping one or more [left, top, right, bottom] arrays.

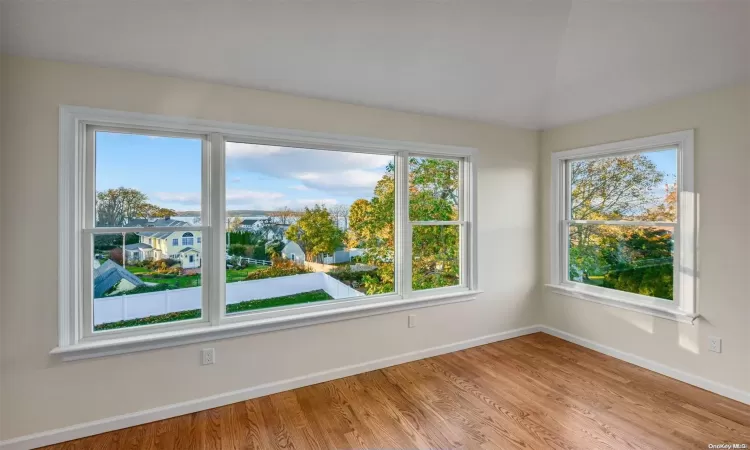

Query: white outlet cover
[[201, 348, 215, 365], [708, 336, 722, 353]]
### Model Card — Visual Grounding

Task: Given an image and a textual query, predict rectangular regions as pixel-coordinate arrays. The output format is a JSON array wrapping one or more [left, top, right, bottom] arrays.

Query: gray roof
[[137, 219, 192, 239], [240, 219, 258, 226], [93, 260, 145, 298], [124, 243, 153, 250], [177, 247, 200, 254]]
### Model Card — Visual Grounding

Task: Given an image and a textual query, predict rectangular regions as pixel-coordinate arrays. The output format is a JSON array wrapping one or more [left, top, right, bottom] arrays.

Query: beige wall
[[540, 83, 750, 393], [0, 56, 540, 439]]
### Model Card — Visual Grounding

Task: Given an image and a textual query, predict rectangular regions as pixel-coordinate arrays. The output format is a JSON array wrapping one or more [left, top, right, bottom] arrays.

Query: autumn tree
[[285, 205, 344, 262], [347, 158, 460, 294], [568, 155, 675, 299]]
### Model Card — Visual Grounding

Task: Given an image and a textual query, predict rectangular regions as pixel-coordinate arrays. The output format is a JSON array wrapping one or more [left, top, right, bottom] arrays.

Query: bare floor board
[[39, 333, 750, 449]]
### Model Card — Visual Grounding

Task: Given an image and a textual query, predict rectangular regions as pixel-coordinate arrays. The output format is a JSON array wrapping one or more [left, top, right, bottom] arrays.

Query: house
[[93, 259, 146, 298], [238, 219, 260, 230], [130, 218, 203, 268], [281, 241, 305, 262]]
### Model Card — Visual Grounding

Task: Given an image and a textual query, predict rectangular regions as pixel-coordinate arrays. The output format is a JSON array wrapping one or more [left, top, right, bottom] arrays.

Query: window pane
[[94, 131, 202, 227], [570, 148, 677, 221], [412, 225, 460, 291], [224, 142, 395, 313], [92, 232, 202, 331], [568, 224, 674, 300], [409, 157, 459, 221]]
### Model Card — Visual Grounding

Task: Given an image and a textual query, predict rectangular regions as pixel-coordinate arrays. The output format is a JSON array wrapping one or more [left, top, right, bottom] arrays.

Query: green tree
[[568, 155, 675, 299], [348, 158, 461, 293], [285, 205, 344, 262]]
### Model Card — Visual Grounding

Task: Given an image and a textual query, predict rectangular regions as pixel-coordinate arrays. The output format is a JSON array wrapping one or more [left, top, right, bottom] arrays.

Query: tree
[[96, 187, 176, 226], [265, 240, 284, 259], [227, 217, 243, 232], [347, 158, 461, 294], [268, 207, 298, 225], [329, 204, 350, 231], [285, 205, 344, 262], [567, 155, 675, 299]]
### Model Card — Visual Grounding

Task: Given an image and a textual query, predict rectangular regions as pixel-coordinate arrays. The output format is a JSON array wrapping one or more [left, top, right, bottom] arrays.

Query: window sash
[[550, 132, 694, 316], [61, 107, 477, 348]]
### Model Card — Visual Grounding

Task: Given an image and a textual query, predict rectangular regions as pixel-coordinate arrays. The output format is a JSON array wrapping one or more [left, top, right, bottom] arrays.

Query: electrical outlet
[[708, 336, 722, 353], [201, 348, 215, 365], [408, 314, 416, 328]]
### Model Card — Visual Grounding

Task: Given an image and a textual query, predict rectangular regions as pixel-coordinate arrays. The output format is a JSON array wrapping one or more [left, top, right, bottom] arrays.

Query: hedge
[[602, 263, 673, 300]]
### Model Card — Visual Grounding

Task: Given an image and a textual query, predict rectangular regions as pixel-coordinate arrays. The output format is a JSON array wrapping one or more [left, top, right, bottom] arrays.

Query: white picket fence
[[93, 272, 363, 325]]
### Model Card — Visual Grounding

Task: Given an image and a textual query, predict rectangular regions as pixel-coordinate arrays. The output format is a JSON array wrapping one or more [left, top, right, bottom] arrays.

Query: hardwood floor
[[42, 333, 750, 449]]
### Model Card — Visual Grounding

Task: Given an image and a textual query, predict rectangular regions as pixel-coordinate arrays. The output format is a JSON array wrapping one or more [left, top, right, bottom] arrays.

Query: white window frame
[[55, 105, 480, 360], [547, 130, 697, 323]]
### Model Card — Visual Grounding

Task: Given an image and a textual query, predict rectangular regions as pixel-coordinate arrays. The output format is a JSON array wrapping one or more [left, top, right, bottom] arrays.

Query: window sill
[[51, 289, 481, 361], [545, 284, 698, 324]]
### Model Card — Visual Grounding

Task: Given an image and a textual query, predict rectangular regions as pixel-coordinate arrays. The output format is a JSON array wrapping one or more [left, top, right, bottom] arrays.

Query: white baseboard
[[539, 325, 750, 406], [0, 325, 543, 450]]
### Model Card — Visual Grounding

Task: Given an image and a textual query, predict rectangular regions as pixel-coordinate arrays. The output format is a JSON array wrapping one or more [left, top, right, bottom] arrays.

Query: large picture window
[[56, 106, 478, 359], [548, 130, 696, 322]]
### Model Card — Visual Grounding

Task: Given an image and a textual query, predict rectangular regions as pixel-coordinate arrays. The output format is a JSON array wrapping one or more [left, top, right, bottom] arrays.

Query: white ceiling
[[1, 0, 748, 129]]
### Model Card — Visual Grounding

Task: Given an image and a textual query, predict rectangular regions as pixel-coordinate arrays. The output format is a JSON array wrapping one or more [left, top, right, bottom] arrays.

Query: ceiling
[[1, 0, 748, 129]]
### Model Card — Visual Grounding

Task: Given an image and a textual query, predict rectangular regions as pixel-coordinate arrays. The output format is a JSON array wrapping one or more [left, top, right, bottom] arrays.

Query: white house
[[123, 218, 202, 269]]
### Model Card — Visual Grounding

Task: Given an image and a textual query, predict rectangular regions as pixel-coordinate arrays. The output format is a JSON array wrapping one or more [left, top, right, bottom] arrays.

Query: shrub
[[109, 248, 124, 265], [245, 257, 310, 281], [228, 244, 250, 256], [603, 264, 673, 300]]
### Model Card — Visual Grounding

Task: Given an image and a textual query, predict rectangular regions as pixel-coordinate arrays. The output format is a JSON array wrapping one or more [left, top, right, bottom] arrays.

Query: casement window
[[548, 130, 696, 322], [56, 106, 478, 359], [172, 238, 178, 246]]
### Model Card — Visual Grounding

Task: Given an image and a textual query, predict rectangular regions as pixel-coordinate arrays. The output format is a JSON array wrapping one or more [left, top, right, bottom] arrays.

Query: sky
[[95, 131, 393, 212]]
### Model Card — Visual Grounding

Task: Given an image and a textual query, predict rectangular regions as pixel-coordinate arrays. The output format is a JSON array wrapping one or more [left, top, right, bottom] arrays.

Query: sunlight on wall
[[602, 304, 654, 334], [678, 322, 700, 354]]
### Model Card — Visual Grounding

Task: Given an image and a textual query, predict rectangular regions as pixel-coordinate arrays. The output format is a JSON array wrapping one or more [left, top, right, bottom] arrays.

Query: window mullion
[[396, 151, 411, 298], [208, 133, 225, 326]]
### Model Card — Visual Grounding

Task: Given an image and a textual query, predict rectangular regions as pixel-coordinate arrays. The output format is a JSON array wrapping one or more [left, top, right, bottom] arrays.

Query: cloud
[[229, 177, 242, 184], [151, 192, 201, 205], [226, 142, 392, 196], [289, 185, 311, 191], [151, 189, 340, 211]]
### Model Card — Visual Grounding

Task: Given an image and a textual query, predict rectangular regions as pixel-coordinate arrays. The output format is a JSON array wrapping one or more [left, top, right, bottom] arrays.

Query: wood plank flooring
[[41, 333, 750, 449]]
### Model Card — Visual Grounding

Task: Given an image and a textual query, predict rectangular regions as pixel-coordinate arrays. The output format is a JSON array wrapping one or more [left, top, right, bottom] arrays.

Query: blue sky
[[95, 131, 392, 212]]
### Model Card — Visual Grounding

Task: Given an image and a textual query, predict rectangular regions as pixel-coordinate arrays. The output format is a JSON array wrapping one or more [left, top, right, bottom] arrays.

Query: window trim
[[547, 130, 697, 323], [56, 105, 479, 360]]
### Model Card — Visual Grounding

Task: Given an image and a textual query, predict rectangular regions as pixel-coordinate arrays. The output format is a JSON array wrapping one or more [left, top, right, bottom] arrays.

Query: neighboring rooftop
[[93, 259, 145, 298]]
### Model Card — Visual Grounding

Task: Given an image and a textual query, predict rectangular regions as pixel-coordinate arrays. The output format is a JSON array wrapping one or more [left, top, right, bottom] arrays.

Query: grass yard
[[226, 265, 266, 283], [139, 274, 202, 288], [94, 290, 333, 330], [125, 266, 149, 274], [226, 289, 332, 313]]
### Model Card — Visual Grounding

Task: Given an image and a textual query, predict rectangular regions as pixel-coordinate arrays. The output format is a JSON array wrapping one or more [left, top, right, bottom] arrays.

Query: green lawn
[[226, 266, 265, 283], [126, 265, 264, 284], [139, 274, 202, 288], [226, 290, 332, 314], [94, 290, 333, 330]]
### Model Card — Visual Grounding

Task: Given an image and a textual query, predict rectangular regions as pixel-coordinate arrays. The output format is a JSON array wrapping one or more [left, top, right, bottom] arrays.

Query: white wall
[[540, 83, 750, 393], [0, 55, 539, 440]]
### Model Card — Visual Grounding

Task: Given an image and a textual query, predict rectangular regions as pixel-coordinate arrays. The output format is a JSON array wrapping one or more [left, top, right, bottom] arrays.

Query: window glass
[[224, 142, 395, 314], [568, 224, 674, 300], [409, 157, 459, 221], [570, 149, 677, 221], [92, 233, 202, 331], [412, 225, 460, 291], [94, 131, 202, 227]]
